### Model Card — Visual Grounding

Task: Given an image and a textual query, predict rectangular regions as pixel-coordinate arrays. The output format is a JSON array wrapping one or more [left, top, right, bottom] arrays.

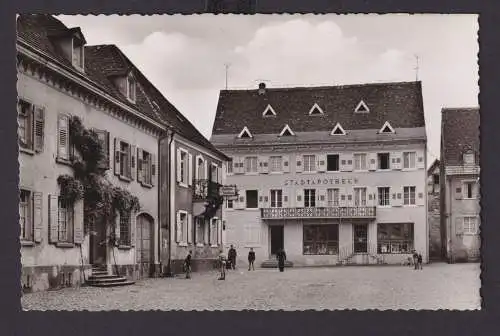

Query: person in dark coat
[[228, 245, 237, 270], [218, 252, 226, 280], [276, 248, 287, 272], [412, 250, 418, 270], [248, 247, 256, 271], [184, 250, 192, 279], [417, 253, 423, 270]]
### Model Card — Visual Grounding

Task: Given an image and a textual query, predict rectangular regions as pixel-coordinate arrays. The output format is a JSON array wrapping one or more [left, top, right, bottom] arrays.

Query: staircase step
[[87, 276, 128, 284], [88, 274, 122, 280], [88, 280, 135, 287], [91, 271, 108, 276]]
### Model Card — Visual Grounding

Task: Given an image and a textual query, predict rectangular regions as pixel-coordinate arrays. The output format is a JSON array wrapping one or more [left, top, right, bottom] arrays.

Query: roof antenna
[[224, 63, 230, 90], [414, 54, 420, 81]]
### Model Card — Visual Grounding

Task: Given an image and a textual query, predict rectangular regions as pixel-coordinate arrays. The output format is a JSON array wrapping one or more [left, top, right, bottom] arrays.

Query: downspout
[[165, 131, 176, 277]]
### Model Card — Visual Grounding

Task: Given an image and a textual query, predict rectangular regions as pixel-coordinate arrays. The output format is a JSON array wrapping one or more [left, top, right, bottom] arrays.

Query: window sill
[[403, 204, 418, 207], [245, 172, 259, 176], [118, 175, 132, 183], [19, 147, 35, 156], [462, 197, 478, 200], [56, 157, 72, 166], [269, 171, 284, 175], [178, 182, 189, 188], [178, 242, 188, 247], [402, 168, 417, 171], [301, 171, 318, 174], [353, 169, 369, 173], [210, 245, 219, 248], [20, 240, 35, 247], [376, 169, 392, 172], [196, 243, 204, 247], [377, 205, 392, 209], [55, 242, 75, 248], [326, 170, 341, 173], [462, 232, 479, 236], [140, 182, 153, 189], [118, 245, 132, 250]]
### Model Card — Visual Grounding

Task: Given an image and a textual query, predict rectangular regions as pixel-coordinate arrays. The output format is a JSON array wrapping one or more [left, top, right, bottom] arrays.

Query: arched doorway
[[136, 213, 154, 279]]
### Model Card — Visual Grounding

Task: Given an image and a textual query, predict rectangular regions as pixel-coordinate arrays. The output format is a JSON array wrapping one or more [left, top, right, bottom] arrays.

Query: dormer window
[[279, 124, 295, 137], [127, 73, 136, 103], [330, 122, 346, 135], [238, 126, 253, 139], [71, 37, 85, 71], [463, 151, 475, 165], [262, 104, 277, 117], [354, 100, 369, 113], [379, 121, 395, 134], [308, 103, 324, 115]]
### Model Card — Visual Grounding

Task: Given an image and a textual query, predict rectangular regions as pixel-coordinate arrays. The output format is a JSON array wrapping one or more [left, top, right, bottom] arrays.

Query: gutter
[[165, 131, 176, 277]]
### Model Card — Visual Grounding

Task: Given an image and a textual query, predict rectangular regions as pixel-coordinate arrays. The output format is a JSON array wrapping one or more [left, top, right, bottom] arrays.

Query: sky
[[58, 14, 479, 165]]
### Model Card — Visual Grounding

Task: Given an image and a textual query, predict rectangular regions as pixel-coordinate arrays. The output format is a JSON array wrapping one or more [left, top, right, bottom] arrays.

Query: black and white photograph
[[17, 13, 480, 311]]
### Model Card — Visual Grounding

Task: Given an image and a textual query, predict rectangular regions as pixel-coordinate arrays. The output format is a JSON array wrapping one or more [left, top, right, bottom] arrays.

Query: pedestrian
[[276, 248, 287, 272], [248, 247, 256, 271], [417, 253, 423, 270], [218, 252, 226, 280], [412, 250, 418, 270], [184, 250, 192, 279], [228, 245, 237, 270]]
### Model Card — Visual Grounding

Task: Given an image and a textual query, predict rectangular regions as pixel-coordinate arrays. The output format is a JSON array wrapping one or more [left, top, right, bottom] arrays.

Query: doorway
[[353, 223, 368, 253], [89, 216, 107, 266], [270, 225, 284, 257], [136, 213, 154, 278]]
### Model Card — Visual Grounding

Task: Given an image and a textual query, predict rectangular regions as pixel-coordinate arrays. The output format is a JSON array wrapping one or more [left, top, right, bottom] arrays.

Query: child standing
[[248, 248, 256, 271]]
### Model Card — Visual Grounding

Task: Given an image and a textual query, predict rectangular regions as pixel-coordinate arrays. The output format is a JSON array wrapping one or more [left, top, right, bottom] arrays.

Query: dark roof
[[212, 81, 425, 135], [17, 14, 228, 160], [441, 107, 480, 165], [427, 159, 440, 175]]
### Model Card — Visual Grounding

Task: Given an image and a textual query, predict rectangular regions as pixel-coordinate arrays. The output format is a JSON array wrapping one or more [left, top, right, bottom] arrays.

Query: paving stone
[[21, 263, 481, 311]]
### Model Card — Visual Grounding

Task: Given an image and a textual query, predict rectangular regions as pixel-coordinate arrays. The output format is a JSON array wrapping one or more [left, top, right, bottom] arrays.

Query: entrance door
[[136, 214, 154, 278], [270, 225, 284, 257], [353, 223, 368, 253], [89, 216, 107, 265]]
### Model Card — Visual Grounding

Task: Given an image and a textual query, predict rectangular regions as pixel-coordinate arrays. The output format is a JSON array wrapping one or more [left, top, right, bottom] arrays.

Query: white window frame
[[126, 73, 136, 103], [195, 216, 205, 246], [226, 158, 233, 174], [403, 151, 417, 169], [304, 189, 316, 208], [178, 210, 188, 246], [211, 163, 219, 182], [245, 190, 259, 209], [210, 217, 219, 247], [140, 149, 153, 185], [327, 188, 340, 207], [378, 187, 391, 207], [463, 152, 475, 165], [463, 216, 479, 235], [303, 154, 316, 172], [57, 196, 74, 243], [178, 148, 189, 187], [19, 189, 33, 242], [354, 153, 368, 171], [262, 104, 277, 117], [354, 100, 370, 113], [244, 156, 258, 174], [226, 199, 234, 209], [330, 123, 346, 136], [238, 126, 253, 139], [377, 152, 391, 170], [118, 140, 132, 179], [279, 124, 295, 136], [403, 186, 416, 206], [269, 156, 283, 173], [118, 210, 131, 246], [354, 187, 367, 206], [308, 103, 324, 115], [71, 36, 85, 71], [463, 180, 478, 199], [270, 189, 283, 208], [379, 121, 395, 134]]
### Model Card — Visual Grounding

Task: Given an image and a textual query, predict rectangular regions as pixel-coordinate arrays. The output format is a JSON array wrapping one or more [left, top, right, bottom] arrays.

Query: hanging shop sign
[[220, 185, 238, 197]]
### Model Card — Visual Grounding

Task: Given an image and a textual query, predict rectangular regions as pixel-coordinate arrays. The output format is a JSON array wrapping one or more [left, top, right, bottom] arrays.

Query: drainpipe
[[164, 131, 176, 277]]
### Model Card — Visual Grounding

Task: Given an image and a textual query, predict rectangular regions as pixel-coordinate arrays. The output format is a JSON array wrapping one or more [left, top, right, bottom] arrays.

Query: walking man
[[184, 250, 192, 279], [412, 250, 419, 270], [228, 245, 237, 270], [248, 247, 256, 271], [276, 248, 287, 272], [417, 253, 423, 270]]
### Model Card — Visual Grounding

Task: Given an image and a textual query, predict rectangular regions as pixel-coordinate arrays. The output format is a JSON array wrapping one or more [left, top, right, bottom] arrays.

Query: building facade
[[211, 82, 428, 267], [440, 108, 480, 263], [427, 159, 442, 261]]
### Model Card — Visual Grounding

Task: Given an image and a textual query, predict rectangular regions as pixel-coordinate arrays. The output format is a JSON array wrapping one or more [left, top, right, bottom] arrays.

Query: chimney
[[258, 82, 266, 95]]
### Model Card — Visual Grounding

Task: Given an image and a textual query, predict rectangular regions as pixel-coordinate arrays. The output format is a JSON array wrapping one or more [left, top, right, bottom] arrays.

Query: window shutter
[[416, 188, 425, 206], [204, 160, 209, 180], [258, 192, 264, 208], [416, 155, 425, 169], [393, 188, 402, 207], [130, 145, 136, 180], [317, 154, 327, 172], [454, 186, 462, 200], [455, 217, 464, 235], [176, 149, 182, 182], [233, 157, 240, 174], [296, 156, 303, 173], [57, 115, 69, 160], [188, 153, 193, 186], [260, 156, 269, 174], [340, 154, 349, 172], [95, 130, 110, 170], [391, 152, 402, 170], [282, 189, 290, 207], [195, 155, 201, 180], [295, 189, 304, 207], [366, 187, 375, 207], [218, 219, 222, 245], [115, 211, 120, 244], [33, 106, 45, 153], [73, 199, 84, 244], [204, 219, 209, 244], [283, 155, 290, 173], [137, 148, 144, 182], [187, 214, 193, 244], [114, 138, 121, 176], [130, 212, 136, 247], [318, 189, 326, 207], [33, 191, 43, 243], [48, 194, 59, 243], [175, 212, 182, 243], [367, 153, 377, 171], [217, 164, 222, 183], [345, 154, 354, 171], [151, 153, 156, 186], [338, 187, 346, 207]]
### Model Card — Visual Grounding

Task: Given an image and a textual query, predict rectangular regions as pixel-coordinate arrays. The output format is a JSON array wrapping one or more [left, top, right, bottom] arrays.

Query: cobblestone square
[[21, 263, 481, 311]]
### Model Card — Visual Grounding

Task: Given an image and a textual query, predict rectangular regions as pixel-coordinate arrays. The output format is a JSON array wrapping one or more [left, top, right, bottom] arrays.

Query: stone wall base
[[21, 264, 92, 293]]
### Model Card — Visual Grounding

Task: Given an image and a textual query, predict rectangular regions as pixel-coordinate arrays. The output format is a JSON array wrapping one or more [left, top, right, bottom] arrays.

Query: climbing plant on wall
[[56, 115, 140, 240]]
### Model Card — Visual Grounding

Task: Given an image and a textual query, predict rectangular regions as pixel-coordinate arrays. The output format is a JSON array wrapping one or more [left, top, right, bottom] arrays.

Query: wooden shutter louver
[[33, 106, 45, 153], [137, 148, 144, 183], [73, 199, 84, 244], [48, 194, 59, 243], [151, 153, 156, 186], [33, 191, 43, 243], [57, 115, 69, 160], [130, 211, 136, 247], [114, 138, 121, 176], [130, 145, 136, 180]]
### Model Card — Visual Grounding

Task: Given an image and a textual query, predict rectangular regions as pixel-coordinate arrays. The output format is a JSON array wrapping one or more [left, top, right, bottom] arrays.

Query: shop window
[[377, 223, 414, 254], [303, 224, 339, 255]]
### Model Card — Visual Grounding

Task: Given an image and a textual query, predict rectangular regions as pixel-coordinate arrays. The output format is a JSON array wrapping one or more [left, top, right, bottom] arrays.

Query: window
[[308, 103, 324, 115], [377, 223, 414, 254], [262, 104, 277, 117], [210, 218, 218, 245], [58, 197, 74, 243], [72, 38, 84, 69], [279, 125, 295, 136], [463, 216, 478, 234], [354, 153, 367, 171], [327, 188, 339, 206], [327, 154, 339, 171], [378, 187, 390, 206], [403, 152, 416, 169], [177, 212, 187, 243], [238, 126, 253, 139], [19, 189, 32, 241], [403, 186, 416, 205], [303, 225, 339, 255], [119, 211, 131, 245], [18, 100, 33, 150], [56, 114, 71, 161], [463, 181, 478, 199], [433, 174, 440, 185], [246, 190, 258, 208], [179, 150, 188, 184], [139, 149, 153, 185], [270, 189, 283, 208], [94, 130, 110, 169], [304, 189, 316, 207], [330, 123, 346, 135], [119, 141, 131, 178], [354, 188, 367, 206], [269, 156, 283, 172], [463, 152, 475, 165], [227, 159, 233, 174], [226, 199, 234, 209], [378, 153, 390, 170], [127, 74, 136, 102], [379, 121, 395, 134], [211, 164, 219, 182], [354, 100, 369, 113], [303, 155, 316, 172], [245, 156, 258, 173], [197, 157, 206, 179], [195, 217, 205, 244]]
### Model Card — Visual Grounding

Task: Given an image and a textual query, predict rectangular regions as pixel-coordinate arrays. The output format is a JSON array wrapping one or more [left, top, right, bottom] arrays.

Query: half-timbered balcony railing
[[261, 206, 377, 220], [193, 179, 221, 201]]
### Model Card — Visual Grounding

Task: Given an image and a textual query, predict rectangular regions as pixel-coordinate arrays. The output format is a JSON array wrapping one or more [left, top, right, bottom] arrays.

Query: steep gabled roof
[[441, 107, 480, 166], [212, 81, 425, 135], [427, 159, 440, 175]]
